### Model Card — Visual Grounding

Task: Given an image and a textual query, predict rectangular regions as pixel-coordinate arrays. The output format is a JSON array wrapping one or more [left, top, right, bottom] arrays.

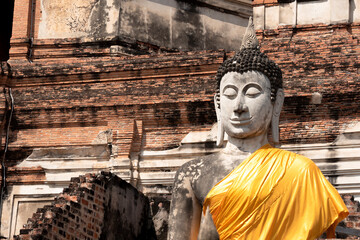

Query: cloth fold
[[203, 144, 348, 240]]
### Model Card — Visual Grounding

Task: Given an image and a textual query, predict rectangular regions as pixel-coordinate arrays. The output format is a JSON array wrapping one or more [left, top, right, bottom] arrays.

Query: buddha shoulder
[[173, 153, 229, 203], [174, 153, 219, 184]]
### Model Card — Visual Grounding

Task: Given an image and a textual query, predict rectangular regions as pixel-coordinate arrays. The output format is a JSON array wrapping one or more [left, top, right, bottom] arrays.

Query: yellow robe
[[203, 144, 348, 240]]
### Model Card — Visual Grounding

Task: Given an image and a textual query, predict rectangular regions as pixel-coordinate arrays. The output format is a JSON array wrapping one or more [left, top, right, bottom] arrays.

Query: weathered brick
[[14, 172, 155, 240]]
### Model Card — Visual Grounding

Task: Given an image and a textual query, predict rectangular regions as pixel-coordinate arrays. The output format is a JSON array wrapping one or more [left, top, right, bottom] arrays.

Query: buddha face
[[218, 70, 273, 139]]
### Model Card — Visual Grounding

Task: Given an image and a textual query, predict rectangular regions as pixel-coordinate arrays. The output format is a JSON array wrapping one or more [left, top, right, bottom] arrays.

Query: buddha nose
[[234, 101, 248, 113], [234, 97, 248, 113]]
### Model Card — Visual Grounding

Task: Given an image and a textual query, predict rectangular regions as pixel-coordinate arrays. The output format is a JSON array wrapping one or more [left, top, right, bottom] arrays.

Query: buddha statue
[[167, 18, 348, 240]]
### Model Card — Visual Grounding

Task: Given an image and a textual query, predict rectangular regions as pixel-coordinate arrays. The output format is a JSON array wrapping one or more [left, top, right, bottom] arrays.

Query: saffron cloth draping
[[203, 144, 348, 240]]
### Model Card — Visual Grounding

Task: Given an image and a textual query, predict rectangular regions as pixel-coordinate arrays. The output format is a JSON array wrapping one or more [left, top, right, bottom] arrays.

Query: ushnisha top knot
[[216, 17, 283, 102], [240, 17, 259, 51]]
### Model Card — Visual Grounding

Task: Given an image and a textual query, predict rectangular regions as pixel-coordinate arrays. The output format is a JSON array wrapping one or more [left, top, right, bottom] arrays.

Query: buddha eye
[[223, 87, 237, 99], [244, 86, 262, 98]]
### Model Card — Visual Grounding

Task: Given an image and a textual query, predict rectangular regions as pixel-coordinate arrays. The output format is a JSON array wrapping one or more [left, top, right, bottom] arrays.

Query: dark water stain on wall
[[172, 0, 204, 50], [324, 147, 339, 186], [88, 0, 110, 37], [186, 101, 215, 125], [285, 96, 311, 117], [119, 3, 148, 42], [147, 11, 171, 48], [95, 0, 246, 51]]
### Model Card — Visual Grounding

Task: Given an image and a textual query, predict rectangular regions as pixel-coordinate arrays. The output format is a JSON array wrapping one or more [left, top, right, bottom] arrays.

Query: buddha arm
[[168, 167, 202, 240], [326, 223, 336, 238]]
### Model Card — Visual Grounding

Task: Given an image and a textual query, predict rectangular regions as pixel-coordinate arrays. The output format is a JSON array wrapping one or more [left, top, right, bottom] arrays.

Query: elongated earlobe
[[217, 122, 224, 147], [272, 89, 284, 146], [214, 94, 224, 147]]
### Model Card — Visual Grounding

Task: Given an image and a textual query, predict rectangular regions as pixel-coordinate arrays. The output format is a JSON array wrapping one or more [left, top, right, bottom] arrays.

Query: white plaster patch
[[330, 0, 349, 24], [38, 0, 98, 38], [172, 208, 178, 217], [182, 177, 193, 199], [105, 0, 120, 34], [310, 92, 322, 105], [350, 0, 360, 22], [177, 171, 185, 180], [279, 2, 296, 26], [253, 6, 265, 30], [199, 7, 247, 50], [343, 122, 360, 133], [192, 162, 204, 181], [297, 0, 330, 25], [265, 6, 279, 30], [38, 0, 48, 38]]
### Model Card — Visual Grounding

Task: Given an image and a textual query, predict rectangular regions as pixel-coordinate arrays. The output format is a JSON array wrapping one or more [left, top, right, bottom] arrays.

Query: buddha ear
[[214, 93, 224, 147], [271, 89, 284, 146]]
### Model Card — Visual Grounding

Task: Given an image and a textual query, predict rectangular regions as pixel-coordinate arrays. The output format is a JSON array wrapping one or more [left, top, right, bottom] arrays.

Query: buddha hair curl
[[215, 17, 283, 105]]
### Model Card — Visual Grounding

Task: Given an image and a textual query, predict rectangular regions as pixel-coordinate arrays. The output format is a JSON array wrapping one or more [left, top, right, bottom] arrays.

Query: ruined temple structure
[[0, 0, 359, 239], [14, 171, 157, 240]]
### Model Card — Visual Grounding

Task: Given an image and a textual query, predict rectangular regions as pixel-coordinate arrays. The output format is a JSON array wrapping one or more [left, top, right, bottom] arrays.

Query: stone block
[[253, 6, 265, 30], [330, 0, 349, 24], [350, 0, 360, 22], [265, 5, 279, 29], [297, 0, 330, 25], [279, 2, 296, 26], [310, 92, 322, 105]]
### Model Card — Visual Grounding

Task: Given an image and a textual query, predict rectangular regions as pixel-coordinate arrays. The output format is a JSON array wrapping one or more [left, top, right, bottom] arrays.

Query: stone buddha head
[[215, 18, 284, 147]]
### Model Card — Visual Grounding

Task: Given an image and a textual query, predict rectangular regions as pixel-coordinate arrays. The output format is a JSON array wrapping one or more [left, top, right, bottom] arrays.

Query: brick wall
[[258, 23, 360, 144], [4, 50, 223, 155], [5, 0, 359, 154], [14, 172, 156, 240], [337, 195, 360, 239], [3, 33, 359, 155], [343, 195, 360, 229]]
